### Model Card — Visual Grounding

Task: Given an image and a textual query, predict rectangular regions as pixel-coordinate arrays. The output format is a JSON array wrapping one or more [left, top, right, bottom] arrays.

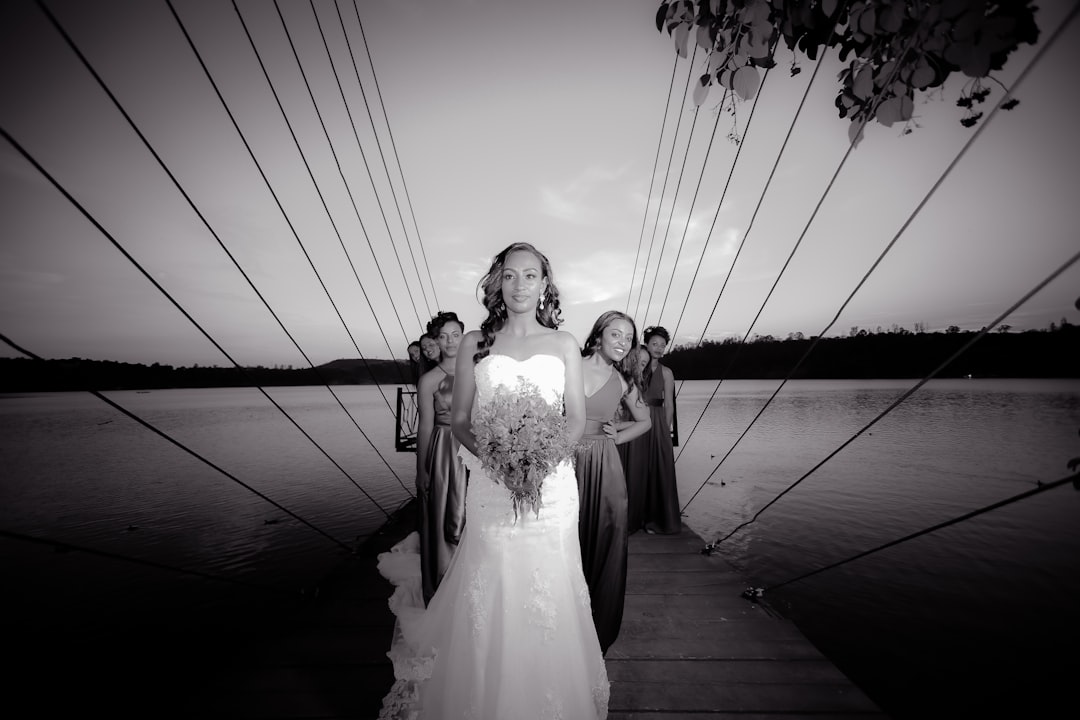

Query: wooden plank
[[625, 571, 753, 595], [608, 713, 888, 720], [627, 531, 706, 554], [606, 658, 863, 685], [610, 678, 882, 713], [623, 550, 739, 573], [610, 618, 831, 661], [621, 592, 763, 622], [179, 498, 888, 718]]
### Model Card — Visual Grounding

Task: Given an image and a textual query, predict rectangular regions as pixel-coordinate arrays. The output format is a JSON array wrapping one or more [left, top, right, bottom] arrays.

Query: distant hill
[[0, 356, 413, 393]]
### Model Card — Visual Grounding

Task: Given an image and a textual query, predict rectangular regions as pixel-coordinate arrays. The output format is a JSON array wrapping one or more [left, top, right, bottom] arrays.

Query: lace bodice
[[459, 353, 579, 529], [474, 353, 565, 408]]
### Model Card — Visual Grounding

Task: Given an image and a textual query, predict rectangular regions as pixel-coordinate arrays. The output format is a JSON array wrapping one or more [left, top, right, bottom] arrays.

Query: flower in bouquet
[[472, 377, 577, 520]]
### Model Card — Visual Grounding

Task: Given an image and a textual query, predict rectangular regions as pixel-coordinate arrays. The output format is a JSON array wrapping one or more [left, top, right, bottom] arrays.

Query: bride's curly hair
[[473, 242, 562, 364], [581, 310, 645, 395]]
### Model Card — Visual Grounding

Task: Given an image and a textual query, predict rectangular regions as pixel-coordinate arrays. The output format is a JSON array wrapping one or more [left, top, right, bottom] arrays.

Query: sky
[[1, 0, 1078, 368]]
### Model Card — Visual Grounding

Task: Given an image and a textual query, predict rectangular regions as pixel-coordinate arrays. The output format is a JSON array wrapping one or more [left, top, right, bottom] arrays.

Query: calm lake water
[[2, 378, 1078, 717]]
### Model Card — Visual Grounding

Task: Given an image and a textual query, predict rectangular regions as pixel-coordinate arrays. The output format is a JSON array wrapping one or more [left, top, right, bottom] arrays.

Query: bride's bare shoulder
[[550, 330, 582, 358], [460, 330, 482, 350]]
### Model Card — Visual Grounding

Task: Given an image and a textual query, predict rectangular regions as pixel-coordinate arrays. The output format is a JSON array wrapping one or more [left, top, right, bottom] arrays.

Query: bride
[[376, 242, 610, 719]]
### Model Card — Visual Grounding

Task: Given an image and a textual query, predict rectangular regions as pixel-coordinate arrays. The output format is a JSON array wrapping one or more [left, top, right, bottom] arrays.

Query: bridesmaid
[[407, 340, 423, 385], [617, 346, 651, 534], [418, 334, 441, 376], [641, 325, 681, 534], [415, 311, 468, 605], [576, 310, 651, 654]]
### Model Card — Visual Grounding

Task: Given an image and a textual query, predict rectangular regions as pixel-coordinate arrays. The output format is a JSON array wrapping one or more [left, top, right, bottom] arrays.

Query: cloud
[[0, 269, 66, 287], [557, 247, 634, 306], [539, 164, 631, 224]]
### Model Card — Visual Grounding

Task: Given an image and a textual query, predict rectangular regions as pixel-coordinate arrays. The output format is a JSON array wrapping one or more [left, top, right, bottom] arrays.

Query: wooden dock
[[173, 501, 888, 718]]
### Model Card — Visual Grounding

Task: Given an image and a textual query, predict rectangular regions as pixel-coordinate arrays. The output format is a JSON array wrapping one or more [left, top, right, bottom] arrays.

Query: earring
[[538, 295, 545, 311]]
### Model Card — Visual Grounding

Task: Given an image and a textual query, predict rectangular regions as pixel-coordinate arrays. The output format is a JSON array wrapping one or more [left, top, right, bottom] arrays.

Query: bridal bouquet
[[472, 378, 577, 520]]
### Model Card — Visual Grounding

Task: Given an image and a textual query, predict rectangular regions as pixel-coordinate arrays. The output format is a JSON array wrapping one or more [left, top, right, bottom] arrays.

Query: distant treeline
[[1, 323, 1076, 393], [0, 357, 413, 393], [663, 323, 1079, 380]]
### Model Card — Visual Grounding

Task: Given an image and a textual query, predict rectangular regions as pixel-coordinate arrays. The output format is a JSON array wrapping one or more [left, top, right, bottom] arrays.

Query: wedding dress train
[[377, 353, 610, 719]]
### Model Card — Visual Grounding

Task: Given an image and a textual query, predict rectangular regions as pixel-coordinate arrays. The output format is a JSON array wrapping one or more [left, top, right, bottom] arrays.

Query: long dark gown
[[417, 368, 467, 605], [642, 363, 681, 534], [574, 368, 629, 655], [616, 397, 648, 534]]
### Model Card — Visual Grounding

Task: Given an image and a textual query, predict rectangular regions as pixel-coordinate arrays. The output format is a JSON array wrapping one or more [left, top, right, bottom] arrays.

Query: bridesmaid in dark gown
[[641, 326, 681, 534], [576, 311, 651, 654], [415, 311, 468, 605], [617, 346, 651, 534]]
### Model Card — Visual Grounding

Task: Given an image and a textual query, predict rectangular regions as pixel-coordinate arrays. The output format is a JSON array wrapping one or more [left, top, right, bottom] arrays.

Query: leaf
[[697, 23, 713, 50], [693, 74, 711, 106], [708, 49, 726, 75], [912, 59, 935, 88], [674, 22, 690, 58], [954, 9, 981, 41], [960, 45, 992, 78], [881, 2, 904, 33], [732, 65, 760, 100], [944, 41, 972, 67], [900, 94, 913, 121], [823, 0, 838, 17], [853, 64, 873, 99], [876, 96, 903, 127], [859, 6, 876, 34], [655, 2, 670, 32], [848, 119, 866, 148], [746, 23, 772, 57], [744, 0, 771, 25]]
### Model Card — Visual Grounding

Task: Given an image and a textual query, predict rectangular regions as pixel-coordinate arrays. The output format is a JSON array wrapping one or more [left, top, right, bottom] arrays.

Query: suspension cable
[[285, 0, 426, 330], [634, 46, 698, 323], [226, 0, 419, 368], [0, 127, 394, 519], [666, 79, 764, 350], [670, 47, 833, 461], [753, 471, 1080, 594], [652, 91, 725, 329], [655, 81, 752, 333], [0, 332, 356, 549], [627, 54, 680, 315], [350, 0, 440, 311], [685, 1, 1078, 511], [676, 28, 914, 462], [164, 0, 411, 396], [704, 247, 1080, 553], [38, 0, 411, 498], [641, 104, 701, 330], [327, 0, 433, 320]]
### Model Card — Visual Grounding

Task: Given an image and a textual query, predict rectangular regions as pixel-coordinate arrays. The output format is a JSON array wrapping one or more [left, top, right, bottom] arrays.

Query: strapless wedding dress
[[377, 353, 609, 719]]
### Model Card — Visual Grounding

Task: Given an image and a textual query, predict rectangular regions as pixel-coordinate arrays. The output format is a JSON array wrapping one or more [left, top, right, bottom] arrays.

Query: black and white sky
[[2, 0, 1078, 367]]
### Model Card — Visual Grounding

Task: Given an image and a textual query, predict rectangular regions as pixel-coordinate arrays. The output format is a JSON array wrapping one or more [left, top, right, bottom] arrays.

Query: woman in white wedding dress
[[377, 242, 610, 719]]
